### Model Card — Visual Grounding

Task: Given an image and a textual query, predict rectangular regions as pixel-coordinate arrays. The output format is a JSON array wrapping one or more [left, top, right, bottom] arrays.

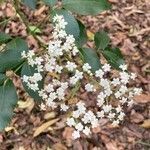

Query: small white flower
[[118, 112, 125, 120], [97, 110, 105, 118], [82, 63, 92, 75], [66, 118, 76, 127], [75, 123, 84, 131], [83, 126, 91, 136], [130, 73, 137, 80], [72, 110, 80, 118], [85, 83, 95, 92], [112, 120, 120, 126], [72, 130, 80, 139], [55, 65, 63, 73], [120, 72, 130, 84], [119, 85, 128, 94], [111, 78, 120, 86], [103, 105, 112, 113], [66, 61, 77, 71], [102, 64, 111, 72], [95, 69, 104, 78], [45, 84, 54, 93], [60, 104, 69, 111], [119, 64, 127, 71], [108, 112, 115, 120]]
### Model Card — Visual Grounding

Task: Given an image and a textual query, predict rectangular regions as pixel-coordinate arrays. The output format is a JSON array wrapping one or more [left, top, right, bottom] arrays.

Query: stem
[[13, 0, 47, 48]]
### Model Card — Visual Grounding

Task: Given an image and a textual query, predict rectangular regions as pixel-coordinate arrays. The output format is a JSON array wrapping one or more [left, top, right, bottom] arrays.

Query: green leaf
[[76, 20, 87, 47], [43, 0, 57, 6], [0, 32, 12, 44], [94, 31, 110, 50], [52, 9, 80, 40], [0, 38, 28, 73], [0, 74, 7, 85], [21, 62, 44, 101], [102, 47, 124, 69], [80, 48, 101, 72], [0, 80, 18, 130], [29, 25, 42, 34], [22, 0, 37, 9], [62, 0, 111, 15]]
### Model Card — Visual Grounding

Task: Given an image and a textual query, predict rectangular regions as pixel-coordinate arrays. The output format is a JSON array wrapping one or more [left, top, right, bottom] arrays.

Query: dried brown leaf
[[33, 118, 59, 137]]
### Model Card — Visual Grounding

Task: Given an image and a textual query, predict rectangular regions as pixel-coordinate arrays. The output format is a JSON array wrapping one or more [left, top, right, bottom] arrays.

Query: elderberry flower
[[72, 130, 80, 139], [85, 83, 95, 92], [83, 126, 91, 136], [82, 63, 92, 75], [21, 15, 143, 140], [60, 103, 69, 111], [66, 118, 76, 127], [102, 64, 111, 72], [95, 69, 104, 78], [66, 61, 77, 71]]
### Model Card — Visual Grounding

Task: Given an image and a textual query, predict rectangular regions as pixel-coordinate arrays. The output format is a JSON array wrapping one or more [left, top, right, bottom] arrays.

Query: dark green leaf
[[0, 38, 28, 73], [0, 32, 12, 44], [94, 31, 110, 50], [21, 62, 44, 101], [43, 0, 57, 6], [102, 47, 124, 69], [0, 80, 18, 130], [0, 74, 7, 85], [76, 20, 87, 47], [52, 9, 80, 40], [80, 48, 101, 72], [62, 0, 111, 15], [22, 0, 37, 9]]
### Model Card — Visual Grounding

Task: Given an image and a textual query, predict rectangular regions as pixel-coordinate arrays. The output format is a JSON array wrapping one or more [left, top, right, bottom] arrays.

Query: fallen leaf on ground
[[44, 112, 56, 120], [141, 119, 150, 129], [18, 98, 34, 113], [33, 118, 59, 137], [134, 94, 150, 103], [130, 110, 144, 123], [52, 143, 67, 150]]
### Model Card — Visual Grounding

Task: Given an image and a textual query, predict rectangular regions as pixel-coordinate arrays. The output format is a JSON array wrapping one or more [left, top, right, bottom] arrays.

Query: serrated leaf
[[62, 0, 111, 15], [94, 31, 110, 50], [0, 80, 18, 130], [76, 20, 87, 47], [80, 48, 101, 72], [102, 47, 124, 69], [43, 0, 57, 6], [0, 38, 28, 73], [22, 0, 37, 9], [0, 73, 7, 85], [0, 32, 12, 44], [52, 9, 80, 40], [21, 62, 44, 101]]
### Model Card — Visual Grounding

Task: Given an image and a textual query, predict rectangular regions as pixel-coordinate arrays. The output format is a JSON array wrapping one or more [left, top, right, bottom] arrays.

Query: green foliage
[[0, 32, 12, 44], [52, 9, 80, 40], [102, 47, 124, 69], [0, 74, 7, 85], [80, 48, 101, 72], [76, 20, 87, 47], [21, 62, 44, 101], [22, 0, 37, 9], [0, 80, 18, 130], [43, 0, 57, 6], [62, 0, 111, 15], [94, 31, 110, 50], [29, 25, 42, 34], [0, 38, 28, 73]]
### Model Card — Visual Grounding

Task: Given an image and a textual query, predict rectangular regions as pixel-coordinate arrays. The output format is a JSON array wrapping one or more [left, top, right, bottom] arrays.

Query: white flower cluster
[[21, 15, 142, 140]]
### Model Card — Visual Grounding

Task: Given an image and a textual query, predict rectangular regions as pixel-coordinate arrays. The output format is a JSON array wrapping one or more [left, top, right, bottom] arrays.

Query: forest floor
[[0, 0, 150, 150]]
